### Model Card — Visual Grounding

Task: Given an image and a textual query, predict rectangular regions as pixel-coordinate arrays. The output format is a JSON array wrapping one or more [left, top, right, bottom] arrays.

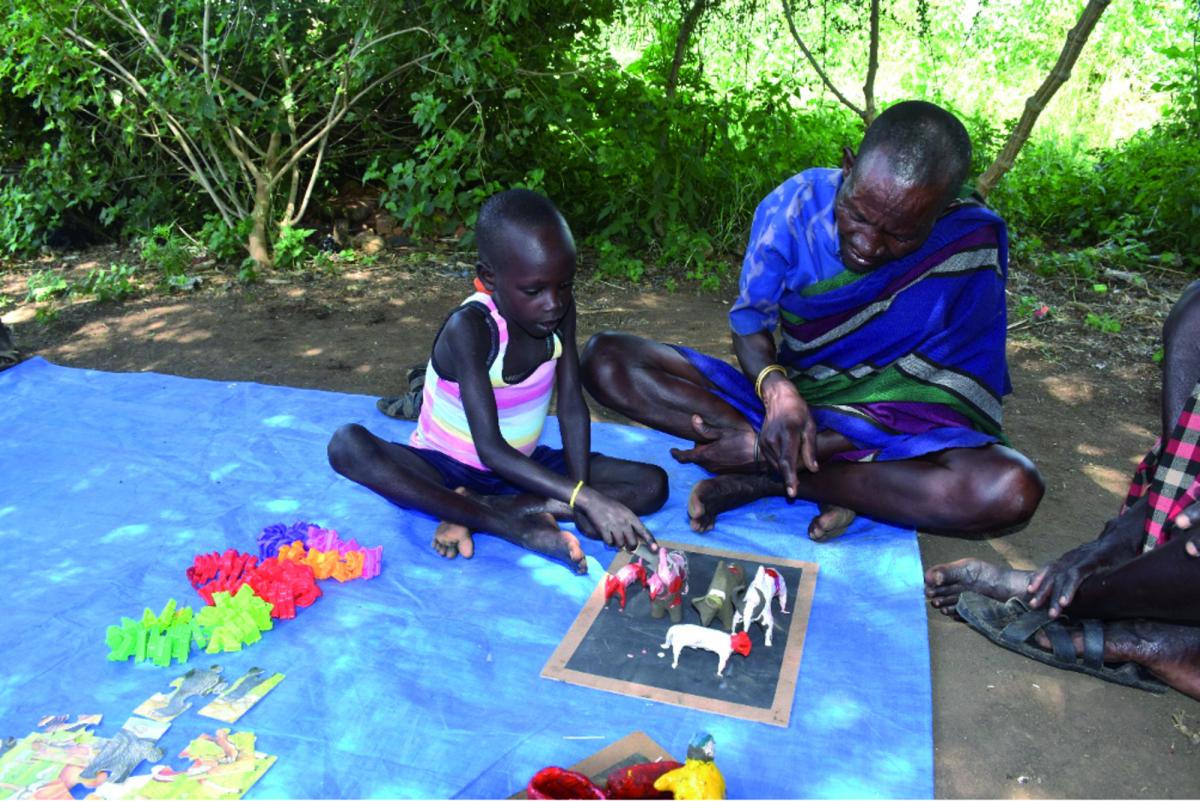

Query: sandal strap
[[1000, 606, 1076, 664], [377, 390, 423, 419], [1043, 621, 1077, 664], [999, 605, 1052, 645], [1081, 619, 1105, 670]]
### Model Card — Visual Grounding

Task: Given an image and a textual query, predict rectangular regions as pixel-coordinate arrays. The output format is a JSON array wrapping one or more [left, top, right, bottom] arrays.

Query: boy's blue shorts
[[399, 443, 572, 495]]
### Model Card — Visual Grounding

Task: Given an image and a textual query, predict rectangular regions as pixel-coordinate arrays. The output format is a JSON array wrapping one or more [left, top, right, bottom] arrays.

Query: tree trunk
[[247, 172, 274, 269], [666, 0, 715, 100], [975, 0, 1111, 198]]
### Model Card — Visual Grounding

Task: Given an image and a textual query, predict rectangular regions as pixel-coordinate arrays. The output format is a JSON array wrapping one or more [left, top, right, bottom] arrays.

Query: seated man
[[926, 280, 1200, 698], [581, 100, 1043, 540]]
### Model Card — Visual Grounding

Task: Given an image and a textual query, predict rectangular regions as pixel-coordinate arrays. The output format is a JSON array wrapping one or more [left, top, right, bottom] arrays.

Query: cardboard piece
[[511, 731, 674, 799]]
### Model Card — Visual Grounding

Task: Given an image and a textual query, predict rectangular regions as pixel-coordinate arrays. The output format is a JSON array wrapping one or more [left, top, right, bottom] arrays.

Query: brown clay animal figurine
[[691, 560, 747, 629]]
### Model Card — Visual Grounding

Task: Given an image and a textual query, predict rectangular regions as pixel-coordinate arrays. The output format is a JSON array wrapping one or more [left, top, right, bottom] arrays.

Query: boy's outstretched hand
[[573, 487, 657, 551]]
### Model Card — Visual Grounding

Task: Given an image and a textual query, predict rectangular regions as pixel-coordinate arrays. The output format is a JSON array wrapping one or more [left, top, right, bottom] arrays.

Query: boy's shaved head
[[855, 100, 973, 203], [476, 189, 573, 268]]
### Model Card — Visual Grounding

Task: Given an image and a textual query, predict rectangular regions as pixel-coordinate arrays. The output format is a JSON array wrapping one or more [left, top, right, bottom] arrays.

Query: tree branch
[[781, 0, 866, 124], [666, 0, 715, 100], [976, 0, 1111, 198], [862, 0, 880, 125]]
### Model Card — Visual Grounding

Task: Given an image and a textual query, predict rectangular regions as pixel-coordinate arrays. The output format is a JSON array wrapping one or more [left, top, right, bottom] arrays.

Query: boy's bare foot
[[511, 510, 589, 575], [432, 521, 474, 559], [687, 474, 776, 532], [430, 489, 587, 573], [924, 558, 1033, 614], [808, 504, 855, 542], [432, 488, 476, 559], [1034, 620, 1200, 700], [670, 415, 759, 474]]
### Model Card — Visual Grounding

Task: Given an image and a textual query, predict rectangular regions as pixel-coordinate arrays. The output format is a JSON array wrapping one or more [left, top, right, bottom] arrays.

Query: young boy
[[327, 189, 667, 573]]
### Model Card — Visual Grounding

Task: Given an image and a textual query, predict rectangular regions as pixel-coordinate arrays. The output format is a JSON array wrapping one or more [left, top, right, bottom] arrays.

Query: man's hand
[[1025, 540, 1114, 618], [1171, 499, 1200, 556], [1026, 510, 1140, 617], [757, 374, 818, 497], [574, 488, 657, 551]]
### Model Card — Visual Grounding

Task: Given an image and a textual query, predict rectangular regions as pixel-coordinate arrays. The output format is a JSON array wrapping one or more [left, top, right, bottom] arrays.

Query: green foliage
[[166, 274, 203, 292], [1013, 294, 1051, 320], [79, 263, 137, 302], [200, 216, 250, 262], [138, 225, 193, 279], [996, 124, 1200, 275], [1084, 312, 1121, 334], [0, 0, 1197, 288], [25, 271, 70, 303], [273, 226, 316, 271], [237, 258, 260, 285]]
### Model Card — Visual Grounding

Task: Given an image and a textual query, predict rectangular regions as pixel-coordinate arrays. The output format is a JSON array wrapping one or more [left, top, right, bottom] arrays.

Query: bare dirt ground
[[3, 244, 1199, 798]]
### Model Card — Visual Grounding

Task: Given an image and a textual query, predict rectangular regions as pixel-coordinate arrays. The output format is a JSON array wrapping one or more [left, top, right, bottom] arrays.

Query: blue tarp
[[0, 357, 932, 798]]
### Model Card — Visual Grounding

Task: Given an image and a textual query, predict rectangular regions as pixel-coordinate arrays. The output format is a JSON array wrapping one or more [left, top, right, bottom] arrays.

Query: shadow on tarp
[[0, 357, 931, 799]]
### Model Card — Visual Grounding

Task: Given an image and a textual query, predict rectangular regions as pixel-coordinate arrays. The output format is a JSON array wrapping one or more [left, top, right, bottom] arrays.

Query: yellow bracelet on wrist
[[754, 364, 788, 399], [568, 480, 585, 509]]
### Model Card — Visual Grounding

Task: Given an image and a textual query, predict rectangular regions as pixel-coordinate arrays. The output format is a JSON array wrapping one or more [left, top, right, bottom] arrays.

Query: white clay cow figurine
[[660, 624, 752, 676], [732, 565, 789, 646]]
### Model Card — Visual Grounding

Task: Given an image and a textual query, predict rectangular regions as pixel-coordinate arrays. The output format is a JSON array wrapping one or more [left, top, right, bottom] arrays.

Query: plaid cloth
[[1123, 378, 1200, 550]]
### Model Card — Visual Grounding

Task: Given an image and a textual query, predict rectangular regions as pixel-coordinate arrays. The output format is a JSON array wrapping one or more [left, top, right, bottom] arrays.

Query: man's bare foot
[[924, 558, 1033, 614], [808, 504, 855, 542], [432, 488, 475, 559], [1035, 620, 1200, 700], [687, 474, 778, 532], [670, 415, 759, 474]]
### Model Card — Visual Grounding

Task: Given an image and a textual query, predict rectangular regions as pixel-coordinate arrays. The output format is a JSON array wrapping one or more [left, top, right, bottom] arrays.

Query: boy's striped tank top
[[409, 292, 563, 471]]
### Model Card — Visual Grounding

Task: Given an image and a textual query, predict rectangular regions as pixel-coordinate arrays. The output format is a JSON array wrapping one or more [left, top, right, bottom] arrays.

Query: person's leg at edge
[[929, 282, 1200, 608], [327, 423, 587, 572], [1032, 538, 1200, 699]]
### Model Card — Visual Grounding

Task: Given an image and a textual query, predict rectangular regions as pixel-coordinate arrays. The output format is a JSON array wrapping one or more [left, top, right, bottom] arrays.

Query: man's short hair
[[856, 100, 973, 199], [476, 189, 570, 267]]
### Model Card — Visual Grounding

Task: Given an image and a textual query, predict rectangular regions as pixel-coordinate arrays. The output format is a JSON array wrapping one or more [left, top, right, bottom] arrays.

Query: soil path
[[4, 247, 1199, 796]]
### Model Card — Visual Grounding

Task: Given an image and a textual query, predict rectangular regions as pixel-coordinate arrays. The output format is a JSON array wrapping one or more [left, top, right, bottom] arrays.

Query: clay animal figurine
[[653, 732, 726, 800], [691, 560, 747, 629], [525, 766, 606, 799], [604, 760, 682, 800], [646, 547, 688, 622], [733, 565, 789, 646], [660, 624, 751, 676], [603, 560, 648, 611]]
